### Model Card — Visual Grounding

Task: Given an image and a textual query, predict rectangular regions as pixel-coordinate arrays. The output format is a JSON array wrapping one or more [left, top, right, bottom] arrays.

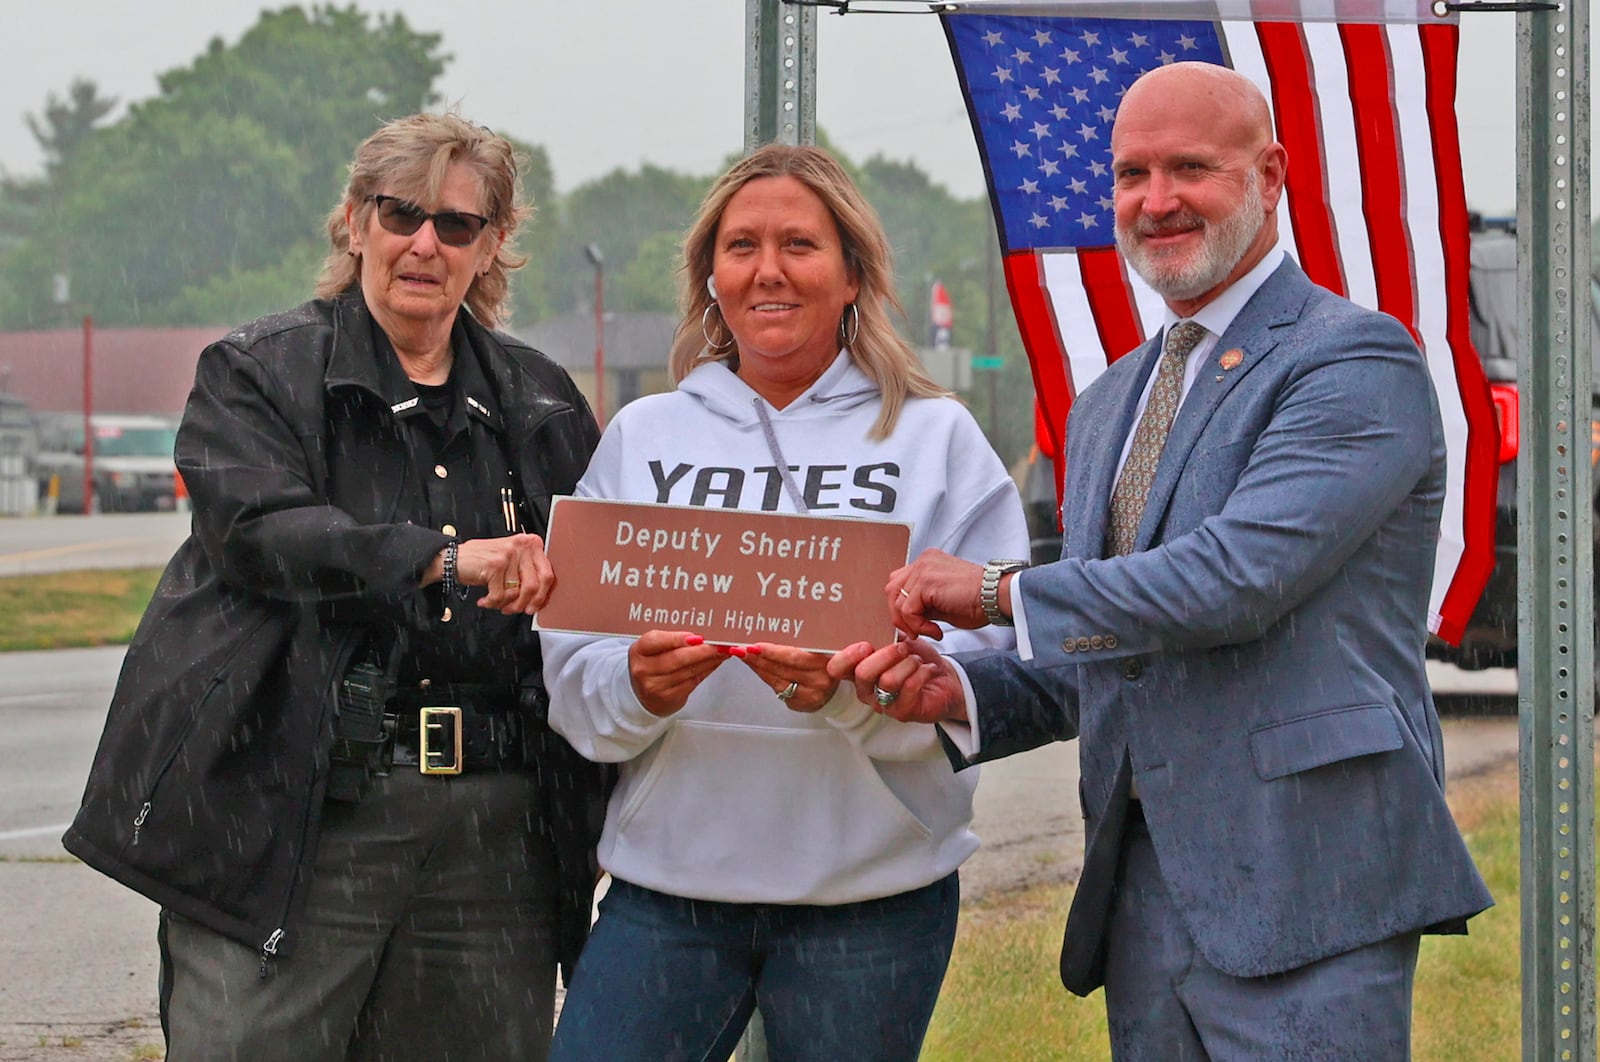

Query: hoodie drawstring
[[753, 398, 810, 514]]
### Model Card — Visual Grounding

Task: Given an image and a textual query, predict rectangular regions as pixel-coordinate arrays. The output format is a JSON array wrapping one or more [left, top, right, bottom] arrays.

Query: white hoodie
[[543, 353, 1030, 904]]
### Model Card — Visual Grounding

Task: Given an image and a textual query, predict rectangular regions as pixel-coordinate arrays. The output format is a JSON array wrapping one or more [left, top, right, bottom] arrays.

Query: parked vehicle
[[34, 412, 182, 514], [1431, 218, 1600, 672]]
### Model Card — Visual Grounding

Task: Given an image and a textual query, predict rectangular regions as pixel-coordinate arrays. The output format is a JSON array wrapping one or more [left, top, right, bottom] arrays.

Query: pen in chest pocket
[[500, 486, 518, 533]]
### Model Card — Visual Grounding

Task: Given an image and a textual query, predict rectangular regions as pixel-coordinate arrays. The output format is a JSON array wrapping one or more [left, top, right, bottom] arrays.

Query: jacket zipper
[[130, 802, 150, 846], [258, 928, 284, 979], [260, 630, 361, 980]]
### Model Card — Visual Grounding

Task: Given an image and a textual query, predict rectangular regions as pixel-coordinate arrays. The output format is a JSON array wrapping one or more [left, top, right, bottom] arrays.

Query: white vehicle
[[34, 412, 181, 514]]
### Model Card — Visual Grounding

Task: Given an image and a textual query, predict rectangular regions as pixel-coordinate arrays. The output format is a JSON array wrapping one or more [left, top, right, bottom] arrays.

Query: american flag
[[942, 9, 1496, 642]]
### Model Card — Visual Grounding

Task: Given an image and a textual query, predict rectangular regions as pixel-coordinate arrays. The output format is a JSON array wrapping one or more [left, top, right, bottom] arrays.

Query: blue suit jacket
[[957, 259, 1492, 993]]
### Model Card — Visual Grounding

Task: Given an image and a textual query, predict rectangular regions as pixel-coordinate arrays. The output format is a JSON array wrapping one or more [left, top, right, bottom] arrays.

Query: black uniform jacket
[[62, 292, 610, 979]]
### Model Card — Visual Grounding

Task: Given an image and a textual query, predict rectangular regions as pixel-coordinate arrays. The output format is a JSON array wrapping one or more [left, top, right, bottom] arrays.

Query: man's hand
[[886, 549, 989, 639], [827, 638, 969, 726]]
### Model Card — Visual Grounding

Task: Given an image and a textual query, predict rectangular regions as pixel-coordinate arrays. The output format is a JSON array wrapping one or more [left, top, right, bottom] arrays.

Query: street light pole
[[585, 243, 606, 425]]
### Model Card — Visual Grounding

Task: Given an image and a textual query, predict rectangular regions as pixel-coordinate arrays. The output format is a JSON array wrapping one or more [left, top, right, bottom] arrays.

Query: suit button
[[1105, 635, 1119, 650], [1089, 635, 1105, 650], [1061, 639, 1077, 654], [1123, 658, 1143, 681], [1076, 637, 1092, 652]]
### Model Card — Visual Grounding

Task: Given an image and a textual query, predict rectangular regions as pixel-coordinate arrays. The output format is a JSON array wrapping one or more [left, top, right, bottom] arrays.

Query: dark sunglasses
[[366, 194, 490, 247]]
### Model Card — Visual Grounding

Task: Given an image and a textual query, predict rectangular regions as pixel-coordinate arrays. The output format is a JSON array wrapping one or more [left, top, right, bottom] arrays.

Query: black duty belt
[[390, 705, 525, 775], [328, 681, 524, 793]]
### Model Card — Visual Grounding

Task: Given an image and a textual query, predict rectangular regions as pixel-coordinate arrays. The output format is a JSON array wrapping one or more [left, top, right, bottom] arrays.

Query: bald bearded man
[[834, 62, 1492, 1061]]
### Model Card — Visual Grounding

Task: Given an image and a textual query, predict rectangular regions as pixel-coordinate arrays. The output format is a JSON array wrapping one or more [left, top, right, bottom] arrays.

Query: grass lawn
[[0, 567, 160, 651], [923, 758, 1533, 1061]]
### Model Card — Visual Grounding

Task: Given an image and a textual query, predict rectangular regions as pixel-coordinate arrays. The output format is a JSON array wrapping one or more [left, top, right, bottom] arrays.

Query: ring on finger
[[898, 588, 910, 599], [874, 684, 898, 707], [776, 681, 800, 702], [504, 579, 521, 589]]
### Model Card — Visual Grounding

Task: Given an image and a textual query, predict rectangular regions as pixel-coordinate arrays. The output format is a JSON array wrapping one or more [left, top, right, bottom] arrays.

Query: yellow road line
[[0, 538, 152, 564]]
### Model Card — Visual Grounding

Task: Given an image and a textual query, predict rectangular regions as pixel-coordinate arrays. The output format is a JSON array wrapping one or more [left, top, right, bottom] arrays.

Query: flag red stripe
[[1255, 22, 1348, 297], [1079, 248, 1146, 363], [1420, 23, 1496, 642], [1004, 252, 1073, 462], [1341, 24, 1418, 340]]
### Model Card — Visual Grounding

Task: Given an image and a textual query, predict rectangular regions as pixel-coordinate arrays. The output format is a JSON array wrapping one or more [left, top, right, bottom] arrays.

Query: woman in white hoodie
[[545, 144, 1029, 1062]]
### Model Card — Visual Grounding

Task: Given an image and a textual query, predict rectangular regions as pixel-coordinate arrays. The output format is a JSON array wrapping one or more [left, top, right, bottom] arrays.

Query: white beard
[[1117, 172, 1265, 301]]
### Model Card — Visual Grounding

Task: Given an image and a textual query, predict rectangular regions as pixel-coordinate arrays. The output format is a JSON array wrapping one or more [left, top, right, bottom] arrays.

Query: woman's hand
[[629, 631, 730, 717], [423, 533, 554, 615], [736, 642, 839, 714]]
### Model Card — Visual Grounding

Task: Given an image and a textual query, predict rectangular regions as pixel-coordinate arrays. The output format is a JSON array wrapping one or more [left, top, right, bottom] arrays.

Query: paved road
[[0, 512, 190, 578]]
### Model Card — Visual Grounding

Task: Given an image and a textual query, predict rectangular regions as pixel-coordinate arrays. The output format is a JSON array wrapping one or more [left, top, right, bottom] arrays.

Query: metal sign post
[[1517, 0, 1594, 1057], [740, 5, 816, 1057], [746, 0, 816, 152]]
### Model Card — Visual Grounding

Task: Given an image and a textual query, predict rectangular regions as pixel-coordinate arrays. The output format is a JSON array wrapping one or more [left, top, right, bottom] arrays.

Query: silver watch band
[[981, 559, 1030, 627]]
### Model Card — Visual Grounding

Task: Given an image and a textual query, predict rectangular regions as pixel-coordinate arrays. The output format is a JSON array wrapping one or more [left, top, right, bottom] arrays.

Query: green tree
[[853, 154, 1032, 464], [613, 230, 685, 314], [548, 164, 709, 315], [151, 5, 445, 217], [505, 136, 560, 326], [25, 79, 119, 179], [0, 4, 448, 327], [0, 79, 118, 323]]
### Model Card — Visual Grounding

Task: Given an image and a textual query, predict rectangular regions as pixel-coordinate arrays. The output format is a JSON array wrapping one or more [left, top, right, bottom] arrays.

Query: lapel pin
[[1218, 348, 1244, 371]]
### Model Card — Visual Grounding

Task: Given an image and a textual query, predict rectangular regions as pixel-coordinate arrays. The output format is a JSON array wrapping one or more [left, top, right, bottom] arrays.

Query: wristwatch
[[980, 559, 1030, 627]]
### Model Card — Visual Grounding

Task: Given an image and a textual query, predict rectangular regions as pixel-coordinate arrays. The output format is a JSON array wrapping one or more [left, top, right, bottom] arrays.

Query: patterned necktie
[[1107, 321, 1208, 556]]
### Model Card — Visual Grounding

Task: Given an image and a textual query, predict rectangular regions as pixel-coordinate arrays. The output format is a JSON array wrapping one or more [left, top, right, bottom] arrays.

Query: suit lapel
[[1066, 335, 1163, 559], [1132, 261, 1313, 552]]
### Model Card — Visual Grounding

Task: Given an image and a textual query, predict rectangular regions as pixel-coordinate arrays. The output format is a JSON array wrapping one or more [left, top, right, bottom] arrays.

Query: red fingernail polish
[[729, 646, 746, 658], [685, 635, 705, 646], [717, 645, 735, 654], [744, 645, 762, 655]]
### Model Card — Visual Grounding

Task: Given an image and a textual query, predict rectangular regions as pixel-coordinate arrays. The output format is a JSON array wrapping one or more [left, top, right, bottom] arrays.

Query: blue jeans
[[551, 873, 960, 1062]]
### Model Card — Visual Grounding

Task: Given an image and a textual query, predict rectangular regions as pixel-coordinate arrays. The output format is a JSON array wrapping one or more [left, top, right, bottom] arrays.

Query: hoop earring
[[701, 302, 735, 351], [839, 303, 861, 348]]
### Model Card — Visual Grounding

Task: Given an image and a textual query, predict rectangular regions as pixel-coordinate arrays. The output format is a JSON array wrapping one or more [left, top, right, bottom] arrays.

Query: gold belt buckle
[[418, 706, 463, 775]]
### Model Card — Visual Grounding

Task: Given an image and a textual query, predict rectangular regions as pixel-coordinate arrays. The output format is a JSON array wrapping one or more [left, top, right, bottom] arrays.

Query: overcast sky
[[0, 1, 1572, 219]]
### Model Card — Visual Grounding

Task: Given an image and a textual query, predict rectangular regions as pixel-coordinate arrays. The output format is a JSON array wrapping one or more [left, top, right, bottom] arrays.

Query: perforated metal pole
[[739, 8, 816, 1058], [1517, 1, 1594, 1058], [746, 0, 817, 151]]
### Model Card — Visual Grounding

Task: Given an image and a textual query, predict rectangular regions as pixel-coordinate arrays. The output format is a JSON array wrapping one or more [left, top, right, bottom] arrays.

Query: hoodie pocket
[[609, 719, 936, 901]]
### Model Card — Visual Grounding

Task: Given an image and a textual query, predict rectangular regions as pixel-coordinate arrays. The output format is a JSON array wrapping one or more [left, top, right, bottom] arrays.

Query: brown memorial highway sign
[[535, 497, 912, 652]]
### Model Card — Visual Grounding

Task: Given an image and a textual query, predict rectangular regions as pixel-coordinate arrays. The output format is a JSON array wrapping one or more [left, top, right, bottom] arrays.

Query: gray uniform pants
[[160, 768, 558, 1062]]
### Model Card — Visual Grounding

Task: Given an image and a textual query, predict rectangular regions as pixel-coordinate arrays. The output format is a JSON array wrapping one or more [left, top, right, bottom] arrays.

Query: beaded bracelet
[[441, 541, 463, 599]]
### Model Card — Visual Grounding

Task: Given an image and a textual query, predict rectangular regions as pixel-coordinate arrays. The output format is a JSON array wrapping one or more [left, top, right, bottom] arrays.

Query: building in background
[[0, 327, 215, 416], [517, 311, 677, 421]]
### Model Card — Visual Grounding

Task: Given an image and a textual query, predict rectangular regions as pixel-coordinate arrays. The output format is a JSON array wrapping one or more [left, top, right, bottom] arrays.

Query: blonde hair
[[314, 112, 533, 329], [668, 144, 946, 439]]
